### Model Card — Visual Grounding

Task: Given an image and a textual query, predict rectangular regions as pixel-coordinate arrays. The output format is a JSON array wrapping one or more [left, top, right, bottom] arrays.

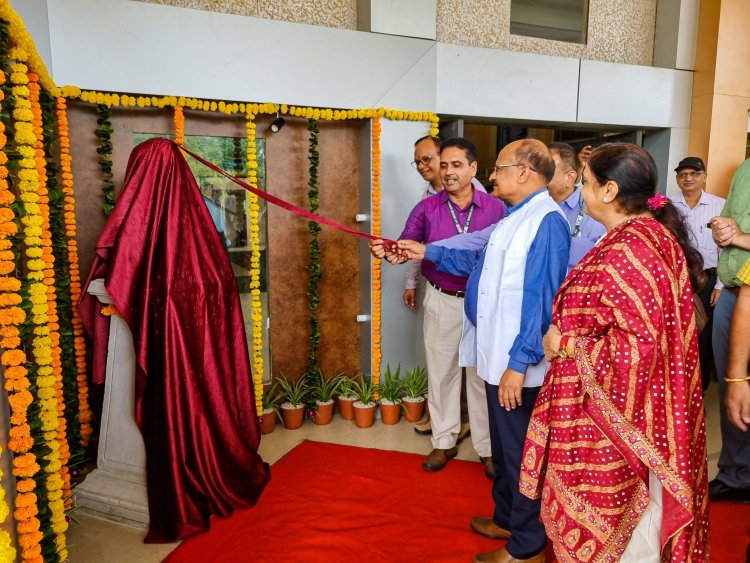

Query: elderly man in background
[[670, 156, 725, 389]]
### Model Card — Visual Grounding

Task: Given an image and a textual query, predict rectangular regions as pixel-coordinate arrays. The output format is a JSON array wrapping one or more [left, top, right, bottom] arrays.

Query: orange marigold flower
[[1, 349, 26, 366]]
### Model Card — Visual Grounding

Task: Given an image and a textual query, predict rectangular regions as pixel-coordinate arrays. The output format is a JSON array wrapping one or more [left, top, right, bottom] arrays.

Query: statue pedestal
[[74, 279, 149, 528]]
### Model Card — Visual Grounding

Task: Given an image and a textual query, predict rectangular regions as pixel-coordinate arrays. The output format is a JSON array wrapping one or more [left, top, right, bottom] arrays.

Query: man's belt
[[726, 286, 741, 296], [429, 282, 465, 298]]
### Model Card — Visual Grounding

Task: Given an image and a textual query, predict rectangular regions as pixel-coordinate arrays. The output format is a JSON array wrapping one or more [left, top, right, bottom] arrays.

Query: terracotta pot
[[313, 400, 335, 425], [338, 396, 357, 420], [379, 401, 401, 425], [260, 410, 277, 434], [280, 404, 305, 429], [352, 402, 377, 428], [402, 396, 426, 422]]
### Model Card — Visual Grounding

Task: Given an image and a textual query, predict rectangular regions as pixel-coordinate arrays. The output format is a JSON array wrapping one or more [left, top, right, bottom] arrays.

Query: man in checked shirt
[[670, 156, 725, 389]]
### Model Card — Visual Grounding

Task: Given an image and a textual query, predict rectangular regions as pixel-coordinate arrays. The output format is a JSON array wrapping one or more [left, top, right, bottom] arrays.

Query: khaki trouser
[[423, 283, 490, 456]]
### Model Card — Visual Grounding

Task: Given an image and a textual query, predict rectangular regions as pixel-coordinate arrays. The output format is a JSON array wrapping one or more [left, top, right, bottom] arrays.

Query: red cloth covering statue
[[80, 138, 270, 542]]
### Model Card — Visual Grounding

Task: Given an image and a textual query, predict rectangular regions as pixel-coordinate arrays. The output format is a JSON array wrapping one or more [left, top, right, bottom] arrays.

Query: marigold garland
[[371, 116, 382, 384], [0, 58, 18, 563], [56, 96, 93, 447], [174, 105, 184, 147], [28, 71, 70, 558], [306, 118, 322, 378], [245, 113, 264, 416], [95, 104, 115, 217], [8, 45, 44, 563], [72, 90, 440, 131]]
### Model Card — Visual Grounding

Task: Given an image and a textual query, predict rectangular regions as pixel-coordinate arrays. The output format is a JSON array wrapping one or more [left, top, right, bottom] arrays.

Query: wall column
[[688, 0, 750, 196]]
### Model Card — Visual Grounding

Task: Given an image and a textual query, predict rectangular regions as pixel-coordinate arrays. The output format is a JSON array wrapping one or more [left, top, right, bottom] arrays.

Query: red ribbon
[[179, 143, 398, 248]]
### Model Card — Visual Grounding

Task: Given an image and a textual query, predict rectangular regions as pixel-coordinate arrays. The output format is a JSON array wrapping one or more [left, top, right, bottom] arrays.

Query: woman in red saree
[[521, 144, 708, 562]]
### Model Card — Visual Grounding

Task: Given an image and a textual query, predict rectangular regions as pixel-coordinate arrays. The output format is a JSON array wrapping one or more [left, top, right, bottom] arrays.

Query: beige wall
[[134, 0, 357, 29], [688, 0, 750, 196], [438, 0, 657, 66], [138, 0, 657, 66]]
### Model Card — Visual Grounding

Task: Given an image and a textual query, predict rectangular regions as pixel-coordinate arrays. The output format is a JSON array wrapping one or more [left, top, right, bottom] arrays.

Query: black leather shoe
[[708, 479, 750, 502], [480, 456, 495, 480]]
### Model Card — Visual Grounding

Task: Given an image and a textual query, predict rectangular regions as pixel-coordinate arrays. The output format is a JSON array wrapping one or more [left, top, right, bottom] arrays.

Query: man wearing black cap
[[670, 156, 725, 389]]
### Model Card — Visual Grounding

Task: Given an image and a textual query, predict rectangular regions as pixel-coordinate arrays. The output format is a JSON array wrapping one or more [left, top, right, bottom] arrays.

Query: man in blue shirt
[[378, 139, 571, 563]]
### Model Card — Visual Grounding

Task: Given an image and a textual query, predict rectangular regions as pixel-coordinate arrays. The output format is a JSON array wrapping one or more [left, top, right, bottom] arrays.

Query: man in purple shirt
[[405, 136, 486, 439], [376, 138, 506, 473]]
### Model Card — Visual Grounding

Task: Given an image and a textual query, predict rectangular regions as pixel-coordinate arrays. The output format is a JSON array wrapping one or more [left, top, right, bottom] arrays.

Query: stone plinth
[[74, 279, 149, 528]]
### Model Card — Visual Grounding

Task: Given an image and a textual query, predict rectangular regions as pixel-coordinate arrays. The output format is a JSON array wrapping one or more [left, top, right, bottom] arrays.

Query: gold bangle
[[724, 376, 750, 383], [566, 337, 575, 357]]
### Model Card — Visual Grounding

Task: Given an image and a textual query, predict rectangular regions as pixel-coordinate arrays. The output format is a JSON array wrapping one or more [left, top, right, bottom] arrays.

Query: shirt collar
[[505, 187, 548, 217], [439, 187, 483, 208], [561, 185, 581, 210]]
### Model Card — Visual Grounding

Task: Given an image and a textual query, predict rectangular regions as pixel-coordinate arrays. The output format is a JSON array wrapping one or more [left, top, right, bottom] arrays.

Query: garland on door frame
[[306, 118, 321, 378], [370, 116, 382, 384], [55, 96, 93, 449], [245, 112, 265, 416], [94, 104, 115, 217]]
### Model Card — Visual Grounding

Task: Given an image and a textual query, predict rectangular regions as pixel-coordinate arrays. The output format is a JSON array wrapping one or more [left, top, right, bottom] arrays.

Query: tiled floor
[[67, 385, 723, 562]]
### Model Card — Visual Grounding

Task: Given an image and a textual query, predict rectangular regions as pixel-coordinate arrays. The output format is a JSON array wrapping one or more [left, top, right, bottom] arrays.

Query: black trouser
[[486, 383, 546, 559], [697, 268, 717, 390]]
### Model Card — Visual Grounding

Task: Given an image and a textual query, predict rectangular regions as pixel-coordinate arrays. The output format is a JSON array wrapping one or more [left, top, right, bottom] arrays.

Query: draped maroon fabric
[[79, 138, 270, 543], [521, 218, 708, 562]]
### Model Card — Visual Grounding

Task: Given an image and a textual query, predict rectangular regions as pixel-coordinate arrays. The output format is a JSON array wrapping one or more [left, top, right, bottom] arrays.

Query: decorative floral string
[[371, 116, 382, 383], [56, 96, 93, 447], [307, 118, 321, 377], [245, 113, 264, 416], [10, 44, 48, 563], [174, 105, 184, 147], [95, 104, 115, 217], [0, 55, 19, 563], [28, 71, 70, 557]]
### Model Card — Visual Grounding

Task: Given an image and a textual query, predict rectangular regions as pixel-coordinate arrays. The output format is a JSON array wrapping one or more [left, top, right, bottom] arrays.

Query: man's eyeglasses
[[491, 163, 537, 174], [411, 155, 436, 169], [676, 171, 704, 180]]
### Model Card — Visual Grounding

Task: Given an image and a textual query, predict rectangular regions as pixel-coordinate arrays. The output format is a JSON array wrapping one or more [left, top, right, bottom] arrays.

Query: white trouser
[[621, 472, 663, 563], [422, 283, 490, 456]]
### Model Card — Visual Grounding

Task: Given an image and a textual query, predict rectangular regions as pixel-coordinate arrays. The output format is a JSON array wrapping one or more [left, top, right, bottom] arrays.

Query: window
[[510, 0, 589, 44]]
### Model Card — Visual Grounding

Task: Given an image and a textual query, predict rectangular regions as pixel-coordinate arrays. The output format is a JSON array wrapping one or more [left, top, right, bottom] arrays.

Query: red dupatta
[[521, 217, 708, 562]]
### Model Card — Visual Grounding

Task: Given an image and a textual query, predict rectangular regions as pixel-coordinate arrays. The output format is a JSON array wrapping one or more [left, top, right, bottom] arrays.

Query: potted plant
[[278, 373, 310, 430], [309, 370, 343, 425], [402, 366, 427, 422], [259, 379, 282, 434], [352, 374, 378, 429], [336, 376, 357, 421], [377, 364, 404, 425]]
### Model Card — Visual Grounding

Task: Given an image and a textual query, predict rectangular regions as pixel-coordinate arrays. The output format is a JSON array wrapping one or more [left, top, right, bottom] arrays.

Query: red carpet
[[164, 440, 750, 562]]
